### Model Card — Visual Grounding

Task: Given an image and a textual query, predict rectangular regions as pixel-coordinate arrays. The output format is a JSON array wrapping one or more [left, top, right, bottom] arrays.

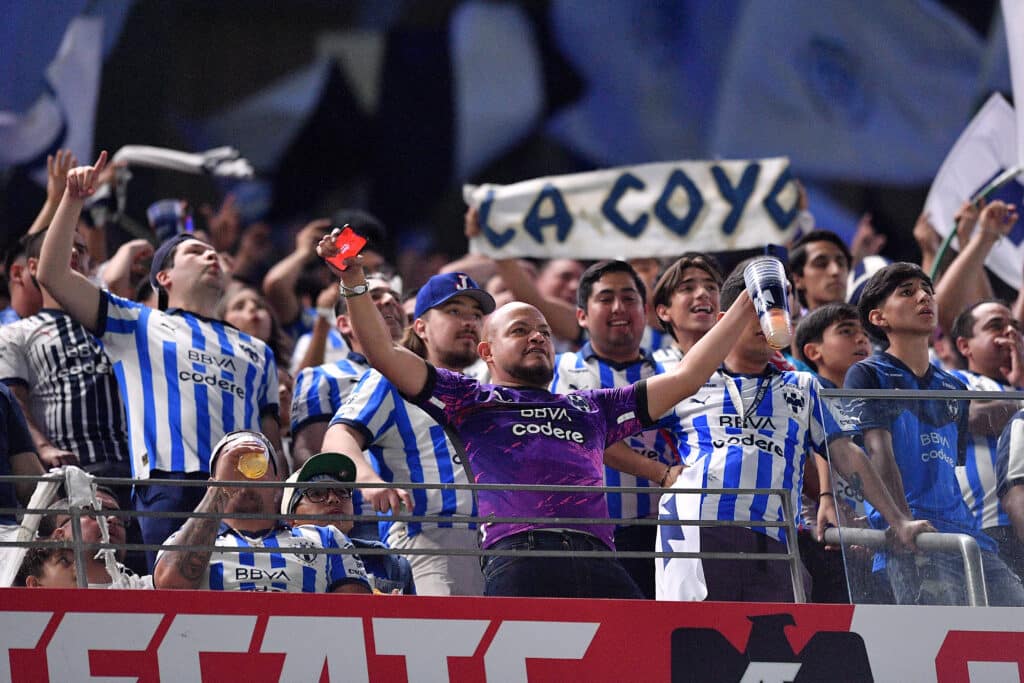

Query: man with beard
[[37, 154, 281, 569], [318, 229, 759, 599], [154, 430, 370, 593], [321, 272, 494, 596]]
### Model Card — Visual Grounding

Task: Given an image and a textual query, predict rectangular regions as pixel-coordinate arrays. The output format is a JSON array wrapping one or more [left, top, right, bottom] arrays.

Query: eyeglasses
[[300, 487, 353, 504]]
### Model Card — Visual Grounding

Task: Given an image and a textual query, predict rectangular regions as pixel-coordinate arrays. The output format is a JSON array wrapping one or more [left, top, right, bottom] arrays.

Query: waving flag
[[923, 93, 1023, 289]]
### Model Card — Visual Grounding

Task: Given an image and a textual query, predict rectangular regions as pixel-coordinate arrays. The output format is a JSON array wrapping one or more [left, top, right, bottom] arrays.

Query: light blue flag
[[710, 1, 987, 184]]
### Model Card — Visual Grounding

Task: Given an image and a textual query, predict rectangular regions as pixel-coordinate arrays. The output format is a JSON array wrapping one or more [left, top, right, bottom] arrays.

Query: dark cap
[[280, 451, 358, 516], [413, 272, 495, 320], [148, 233, 197, 292]]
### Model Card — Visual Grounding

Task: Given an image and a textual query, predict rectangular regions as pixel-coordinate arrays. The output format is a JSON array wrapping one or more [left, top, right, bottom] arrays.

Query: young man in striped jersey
[[37, 153, 281, 568], [656, 267, 931, 603], [320, 272, 494, 596], [549, 259, 685, 599], [321, 231, 765, 599], [154, 431, 370, 593], [948, 300, 1024, 573], [290, 273, 405, 467], [650, 252, 724, 368], [847, 262, 1024, 605], [0, 229, 131, 486]]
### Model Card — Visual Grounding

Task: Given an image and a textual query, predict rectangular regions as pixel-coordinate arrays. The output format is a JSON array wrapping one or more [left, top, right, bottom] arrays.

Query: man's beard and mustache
[[436, 347, 479, 371], [225, 487, 270, 516], [505, 357, 553, 386]]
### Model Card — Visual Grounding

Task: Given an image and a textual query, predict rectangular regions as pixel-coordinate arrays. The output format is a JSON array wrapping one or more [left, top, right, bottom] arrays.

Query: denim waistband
[[494, 529, 610, 552]]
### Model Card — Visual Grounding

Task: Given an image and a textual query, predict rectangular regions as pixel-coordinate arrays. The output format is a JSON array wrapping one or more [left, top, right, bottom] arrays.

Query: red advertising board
[[1, 588, 1022, 681]]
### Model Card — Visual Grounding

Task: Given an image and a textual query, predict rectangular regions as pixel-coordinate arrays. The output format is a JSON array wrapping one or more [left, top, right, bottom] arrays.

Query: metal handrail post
[[779, 492, 806, 603]]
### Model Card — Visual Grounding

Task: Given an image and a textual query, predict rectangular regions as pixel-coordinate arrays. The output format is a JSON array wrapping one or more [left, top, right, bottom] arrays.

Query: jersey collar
[[578, 340, 655, 370]]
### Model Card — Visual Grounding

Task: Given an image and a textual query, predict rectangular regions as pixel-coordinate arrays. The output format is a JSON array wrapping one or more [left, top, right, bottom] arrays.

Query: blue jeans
[[482, 529, 644, 599], [886, 547, 1024, 606], [133, 471, 208, 571]]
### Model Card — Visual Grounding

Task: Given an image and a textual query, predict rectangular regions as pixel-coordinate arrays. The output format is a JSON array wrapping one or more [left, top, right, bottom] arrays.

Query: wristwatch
[[339, 281, 369, 298]]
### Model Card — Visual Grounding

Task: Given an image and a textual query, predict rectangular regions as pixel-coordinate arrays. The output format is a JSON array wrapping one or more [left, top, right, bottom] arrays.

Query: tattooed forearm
[[164, 488, 230, 587]]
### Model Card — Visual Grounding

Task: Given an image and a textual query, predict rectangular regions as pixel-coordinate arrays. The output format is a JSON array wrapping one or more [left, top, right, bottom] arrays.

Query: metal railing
[[822, 527, 988, 606], [0, 473, 805, 599]]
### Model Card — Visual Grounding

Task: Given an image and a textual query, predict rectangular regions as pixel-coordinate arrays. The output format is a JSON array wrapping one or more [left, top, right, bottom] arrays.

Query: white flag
[[922, 93, 1023, 289], [1004, 0, 1024, 167], [0, 16, 103, 172]]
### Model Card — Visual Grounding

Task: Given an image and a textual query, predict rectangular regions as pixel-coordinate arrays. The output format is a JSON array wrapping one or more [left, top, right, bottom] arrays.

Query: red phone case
[[326, 226, 367, 271]]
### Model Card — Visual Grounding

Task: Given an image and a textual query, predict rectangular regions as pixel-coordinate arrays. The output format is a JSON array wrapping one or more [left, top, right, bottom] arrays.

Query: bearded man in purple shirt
[[320, 231, 757, 598]]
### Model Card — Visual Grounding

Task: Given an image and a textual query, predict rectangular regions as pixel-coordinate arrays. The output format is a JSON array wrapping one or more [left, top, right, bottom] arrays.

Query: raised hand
[[46, 149, 79, 204], [65, 151, 108, 200], [850, 212, 886, 263], [978, 200, 1019, 240], [912, 211, 940, 256], [296, 218, 333, 257]]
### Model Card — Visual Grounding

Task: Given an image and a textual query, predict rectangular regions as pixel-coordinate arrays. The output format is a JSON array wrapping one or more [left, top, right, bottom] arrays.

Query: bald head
[[483, 302, 543, 340], [479, 302, 555, 388]]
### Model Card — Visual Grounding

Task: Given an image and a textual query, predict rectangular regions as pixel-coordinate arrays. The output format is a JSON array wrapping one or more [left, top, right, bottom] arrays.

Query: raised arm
[[317, 231, 427, 397], [36, 153, 107, 333], [27, 150, 77, 235], [321, 422, 414, 513], [645, 291, 755, 419], [464, 206, 580, 342], [934, 201, 1015, 334], [262, 218, 332, 329], [152, 484, 229, 590]]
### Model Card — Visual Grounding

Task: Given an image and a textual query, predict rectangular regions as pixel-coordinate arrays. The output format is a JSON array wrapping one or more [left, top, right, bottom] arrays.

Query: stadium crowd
[[2, 146, 1024, 607]]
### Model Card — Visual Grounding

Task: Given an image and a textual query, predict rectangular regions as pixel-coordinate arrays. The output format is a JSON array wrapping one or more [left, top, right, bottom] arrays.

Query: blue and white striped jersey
[[289, 327, 349, 375], [0, 310, 130, 471], [550, 342, 679, 522], [331, 369, 476, 537], [949, 369, 1019, 530], [652, 345, 684, 369], [996, 410, 1024, 500], [158, 522, 369, 592], [667, 366, 852, 544], [290, 351, 371, 434], [640, 325, 674, 355], [96, 293, 279, 477]]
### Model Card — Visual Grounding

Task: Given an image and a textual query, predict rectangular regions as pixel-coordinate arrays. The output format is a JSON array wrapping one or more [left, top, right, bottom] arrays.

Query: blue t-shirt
[[0, 383, 36, 525], [844, 352, 993, 551]]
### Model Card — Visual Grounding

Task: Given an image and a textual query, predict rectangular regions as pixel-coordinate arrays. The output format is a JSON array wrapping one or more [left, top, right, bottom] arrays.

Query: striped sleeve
[[331, 370, 400, 442], [319, 525, 370, 590], [0, 323, 29, 383]]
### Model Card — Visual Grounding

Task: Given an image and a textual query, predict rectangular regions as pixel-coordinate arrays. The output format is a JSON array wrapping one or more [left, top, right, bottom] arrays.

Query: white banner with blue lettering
[[463, 157, 798, 259]]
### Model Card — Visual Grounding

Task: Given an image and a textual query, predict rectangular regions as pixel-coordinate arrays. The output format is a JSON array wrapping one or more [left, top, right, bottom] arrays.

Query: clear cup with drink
[[742, 256, 793, 349]]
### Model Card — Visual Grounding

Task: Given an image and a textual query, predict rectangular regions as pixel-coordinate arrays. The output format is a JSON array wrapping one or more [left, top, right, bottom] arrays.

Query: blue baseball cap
[[414, 272, 495, 319]]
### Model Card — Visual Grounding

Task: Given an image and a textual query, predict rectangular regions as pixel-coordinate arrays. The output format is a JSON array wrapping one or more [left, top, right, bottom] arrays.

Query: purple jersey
[[410, 366, 652, 549]]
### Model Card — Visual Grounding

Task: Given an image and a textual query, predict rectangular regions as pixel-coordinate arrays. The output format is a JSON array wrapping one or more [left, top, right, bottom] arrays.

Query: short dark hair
[[950, 298, 1010, 364], [720, 256, 794, 311], [20, 230, 48, 262], [719, 268, 748, 311], [14, 546, 59, 586], [857, 262, 933, 344], [576, 260, 647, 310], [794, 302, 859, 372], [789, 230, 852, 276], [651, 252, 724, 340]]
